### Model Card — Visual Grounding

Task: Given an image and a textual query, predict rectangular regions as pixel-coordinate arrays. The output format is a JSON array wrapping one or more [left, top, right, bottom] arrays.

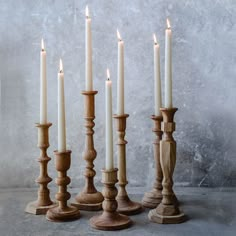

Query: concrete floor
[[0, 187, 235, 236]]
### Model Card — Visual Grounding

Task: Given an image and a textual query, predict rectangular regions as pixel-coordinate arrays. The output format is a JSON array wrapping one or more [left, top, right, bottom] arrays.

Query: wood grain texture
[[25, 123, 56, 215], [90, 168, 132, 230], [142, 115, 163, 209], [73, 91, 103, 211], [46, 150, 80, 222], [113, 114, 142, 215], [148, 108, 186, 224]]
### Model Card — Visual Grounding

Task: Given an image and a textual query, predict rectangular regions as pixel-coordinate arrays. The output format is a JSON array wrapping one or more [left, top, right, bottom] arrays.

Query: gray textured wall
[[0, 0, 236, 189]]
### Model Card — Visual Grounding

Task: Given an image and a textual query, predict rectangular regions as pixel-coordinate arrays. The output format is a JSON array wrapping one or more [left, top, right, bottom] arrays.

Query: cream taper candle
[[105, 69, 114, 170], [85, 5, 93, 91], [40, 39, 47, 124], [153, 34, 162, 116], [165, 18, 172, 108], [117, 30, 124, 115], [58, 59, 66, 152]]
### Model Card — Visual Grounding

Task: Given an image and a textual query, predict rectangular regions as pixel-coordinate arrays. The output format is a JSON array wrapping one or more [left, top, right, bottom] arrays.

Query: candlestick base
[[46, 205, 80, 222], [90, 212, 132, 231], [117, 194, 143, 215], [142, 190, 162, 209], [148, 203, 185, 224], [90, 169, 132, 231], [46, 150, 80, 222], [25, 201, 57, 215], [72, 192, 103, 211]]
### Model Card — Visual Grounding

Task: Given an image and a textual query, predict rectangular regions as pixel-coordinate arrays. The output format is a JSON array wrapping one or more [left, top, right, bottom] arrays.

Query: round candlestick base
[[90, 168, 132, 231], [72, 192, 103, 211], [117, 195, 143, 215], [46, 205, 80, 222], [90, 212, 132, 231], [142, 190, 162, 209]]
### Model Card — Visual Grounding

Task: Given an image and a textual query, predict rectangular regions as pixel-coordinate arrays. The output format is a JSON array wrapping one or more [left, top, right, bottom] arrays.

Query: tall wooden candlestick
[[113, 114, 142, 215], [25, 123, 56, 215], [73, 91, 103, 211], [148, 108, 186, 224], [142, 115, 163, 208], [46, 150, 80, 222], [90, 168, 132, 231]]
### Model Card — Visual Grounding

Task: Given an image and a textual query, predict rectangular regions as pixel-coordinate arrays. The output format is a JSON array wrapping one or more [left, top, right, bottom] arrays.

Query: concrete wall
[[0, 0, 236, 188]]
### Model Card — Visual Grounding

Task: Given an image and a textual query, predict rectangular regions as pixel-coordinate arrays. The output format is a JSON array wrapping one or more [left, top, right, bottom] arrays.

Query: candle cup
[[46, 150, 80, 222], [25, 123, 57, 215], [113, 114, 142, 215], [72, 90, 104, 211], [90, 168, 132, 231], [148, 108, 186, 224]]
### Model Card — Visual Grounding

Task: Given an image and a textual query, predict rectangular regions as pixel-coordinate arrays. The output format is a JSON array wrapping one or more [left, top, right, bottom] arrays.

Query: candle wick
[[60, 70, 63, 73], [107, 78, 110, 81]]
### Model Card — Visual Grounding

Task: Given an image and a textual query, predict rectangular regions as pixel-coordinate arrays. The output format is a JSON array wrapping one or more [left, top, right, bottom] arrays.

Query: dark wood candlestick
[[142, 115, 163, 208], [25, 123, 56, 215], [113, 114, 142, 215], [46, 150, 80, 222], [73, 91, 103, 211], [148, 108, 186, 224], [90, 168, 132, 231]]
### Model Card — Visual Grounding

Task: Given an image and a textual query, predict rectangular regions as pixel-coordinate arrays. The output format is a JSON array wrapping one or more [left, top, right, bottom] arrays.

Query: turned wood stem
[[54, 150, 72, 210], [151, 115, 163, 195], [101, 169, 119, 213], [36, 123, 53, 206], [160, 108, 178, 205], [81, 91, 98, 193], [113, 114, 129, 198]]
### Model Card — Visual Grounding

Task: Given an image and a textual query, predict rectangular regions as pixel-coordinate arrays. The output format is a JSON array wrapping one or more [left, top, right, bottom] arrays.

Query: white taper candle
[[117, 30, 124, 115], [164, 18, 172, 108], [58, 59, 66, 152], [153, 34, 162, 116], [85, 5, 93, 91], [105, 69, 114, 170], [40, 39, 47, 124]]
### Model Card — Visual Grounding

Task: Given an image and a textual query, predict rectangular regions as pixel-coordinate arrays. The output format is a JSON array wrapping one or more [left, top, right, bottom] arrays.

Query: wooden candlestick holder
[[46, 150, 80, 222], [72, 91, 103, 211], [142, 115, 163, 208], [148, 108, 186, 224], [90, 168, 132, 231], [25, 123, 56, 215], [113, 114, 142, 215]]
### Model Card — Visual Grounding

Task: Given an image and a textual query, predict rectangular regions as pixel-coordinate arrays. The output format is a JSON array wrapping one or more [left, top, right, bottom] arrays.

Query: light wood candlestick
[[148, 108, 186, 224], [113, 114, 142, 215], [73, 90, 103, 211], [142, 115, 163, 208], [25, 123, 56, 215], [90, 168, 132, 231], [46, 150, 80, 222]]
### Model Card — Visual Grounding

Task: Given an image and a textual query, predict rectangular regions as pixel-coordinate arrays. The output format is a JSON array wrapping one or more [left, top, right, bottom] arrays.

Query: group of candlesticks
[[25, 6, 186, 230]]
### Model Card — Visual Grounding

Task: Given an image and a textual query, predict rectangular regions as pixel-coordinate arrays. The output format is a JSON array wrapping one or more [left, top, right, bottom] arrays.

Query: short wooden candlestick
[[148, 108, 186, 224], [73, 91, 103, 211], [25, 123, 56, 215], [142, 115, 163, 208], [90, 168, 132, 231], [113, 114, 142, 215], [46, 150, 80, 222]]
